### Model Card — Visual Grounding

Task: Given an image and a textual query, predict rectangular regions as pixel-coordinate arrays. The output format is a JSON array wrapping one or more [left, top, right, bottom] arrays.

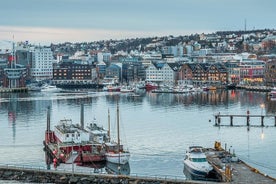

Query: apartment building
[[30, 47, 54, 81]]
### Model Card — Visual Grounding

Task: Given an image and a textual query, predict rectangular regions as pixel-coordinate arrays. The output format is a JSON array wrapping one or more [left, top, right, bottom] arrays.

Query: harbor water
[[0, 89, 276, 179]]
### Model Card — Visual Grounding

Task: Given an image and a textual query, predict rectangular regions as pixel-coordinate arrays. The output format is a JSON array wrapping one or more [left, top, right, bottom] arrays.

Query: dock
[[0, 87, 28, 93], [204, 142, 276, 183], [214, 113, 276, 127]]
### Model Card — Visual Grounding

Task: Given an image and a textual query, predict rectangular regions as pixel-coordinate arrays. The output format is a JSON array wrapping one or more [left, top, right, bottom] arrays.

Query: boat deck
[[202, 145, 276, 183]]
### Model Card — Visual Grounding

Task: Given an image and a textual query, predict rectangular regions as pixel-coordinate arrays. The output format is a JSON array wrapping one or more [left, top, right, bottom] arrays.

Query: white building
[[145, 61, 178, 84], [162, 46, 184, 57], [30, 47, 54, 81], [97, 52, 112, 63]]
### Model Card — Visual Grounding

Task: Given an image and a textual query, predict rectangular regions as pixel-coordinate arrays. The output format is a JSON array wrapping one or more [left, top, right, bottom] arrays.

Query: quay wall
[[0, 165, 197, 184], [0, 87, 28, 93]]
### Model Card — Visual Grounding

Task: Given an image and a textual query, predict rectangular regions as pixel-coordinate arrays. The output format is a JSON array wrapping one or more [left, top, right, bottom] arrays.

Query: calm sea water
[[0, 89, 276, 179]]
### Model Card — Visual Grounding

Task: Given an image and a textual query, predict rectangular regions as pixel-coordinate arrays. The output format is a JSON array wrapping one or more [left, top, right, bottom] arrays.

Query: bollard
[[247, 115, 250, 126], [247, 110, 250, 126]]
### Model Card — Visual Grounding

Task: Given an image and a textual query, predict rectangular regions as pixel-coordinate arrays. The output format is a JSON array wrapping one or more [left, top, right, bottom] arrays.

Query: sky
[[0, 0, 275, 45]]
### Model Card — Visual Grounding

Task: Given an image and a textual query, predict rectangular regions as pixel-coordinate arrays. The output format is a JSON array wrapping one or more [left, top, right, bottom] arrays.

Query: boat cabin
[[54, 119, 90, 143]]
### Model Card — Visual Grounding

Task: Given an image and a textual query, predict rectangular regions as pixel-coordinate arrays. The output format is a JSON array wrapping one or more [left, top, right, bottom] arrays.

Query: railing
[[0, 163, 187, 182]]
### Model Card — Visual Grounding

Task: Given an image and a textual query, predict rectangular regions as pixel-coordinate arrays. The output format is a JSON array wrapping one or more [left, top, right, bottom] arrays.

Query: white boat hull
[[184, 160, 213, 179], [105, 152, 130, 164]]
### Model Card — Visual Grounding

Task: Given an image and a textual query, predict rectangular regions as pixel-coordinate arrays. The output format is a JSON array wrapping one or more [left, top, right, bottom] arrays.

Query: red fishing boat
[[44, 106, 106, 165]]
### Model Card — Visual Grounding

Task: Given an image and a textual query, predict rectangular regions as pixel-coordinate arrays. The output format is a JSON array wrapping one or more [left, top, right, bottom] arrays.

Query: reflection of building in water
[[149, 90, 230, 107]]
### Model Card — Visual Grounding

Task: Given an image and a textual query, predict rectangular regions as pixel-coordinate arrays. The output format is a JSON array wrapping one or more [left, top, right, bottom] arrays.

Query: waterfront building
[[122, 61, 146, 82], [224, 61, 240, 84], [239, 59, 265, 84], [0, 54, 9, 86], [30, 47, 54, 81], [15, 43, 32, 82], [96, 61, 107, 79], [178, 63, 227, 85], [53, 60, 93, 80], [105, 64, 121, 81], [264, 59, 276, 86], [1, 42, 27, 88], [145, 61, 179, 85], [207, 63, 227, 84]]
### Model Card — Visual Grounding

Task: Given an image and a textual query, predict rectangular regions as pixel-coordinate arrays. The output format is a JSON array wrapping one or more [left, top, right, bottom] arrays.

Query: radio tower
[[244, 19, 247, 32]]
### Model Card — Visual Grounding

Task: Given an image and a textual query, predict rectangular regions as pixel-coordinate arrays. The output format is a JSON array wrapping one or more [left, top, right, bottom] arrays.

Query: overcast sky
[[0, 0, 275, 45]]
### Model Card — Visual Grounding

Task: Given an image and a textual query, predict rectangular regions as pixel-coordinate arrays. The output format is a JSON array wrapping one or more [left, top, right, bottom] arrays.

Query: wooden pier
[[204, 142, 276, 183], [214, 112, 276, 127]]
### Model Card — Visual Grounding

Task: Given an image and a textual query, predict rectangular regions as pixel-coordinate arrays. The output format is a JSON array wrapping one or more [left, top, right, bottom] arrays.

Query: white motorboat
[[41, 84, 61, 92], [183, 146, 213, 180]]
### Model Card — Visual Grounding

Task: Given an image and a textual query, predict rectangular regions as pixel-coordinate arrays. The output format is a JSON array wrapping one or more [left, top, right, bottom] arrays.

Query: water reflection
[[1, 89, 276, 178]]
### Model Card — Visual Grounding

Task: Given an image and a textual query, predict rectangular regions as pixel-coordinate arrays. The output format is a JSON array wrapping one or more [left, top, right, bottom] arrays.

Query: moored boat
[[105, 105, 130, 164], [44, 106, 106, 166], [145, 82, 158, 91], [225, 83, 236, 90], [41, 84, 61, 92], [120, 86, 135, 93], [102, 85, 121, 92], [269, 87, 276, 98], [183, 146, 213, 180]]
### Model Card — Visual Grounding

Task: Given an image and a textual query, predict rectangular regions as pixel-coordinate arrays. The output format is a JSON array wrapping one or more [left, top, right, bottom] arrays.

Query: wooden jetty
[[204, 141, 276, 183], [214, 112, 276, 127]]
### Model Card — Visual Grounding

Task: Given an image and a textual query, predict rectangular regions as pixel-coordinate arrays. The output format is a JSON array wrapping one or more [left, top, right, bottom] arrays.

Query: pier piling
[[213, 113, 276, 127]]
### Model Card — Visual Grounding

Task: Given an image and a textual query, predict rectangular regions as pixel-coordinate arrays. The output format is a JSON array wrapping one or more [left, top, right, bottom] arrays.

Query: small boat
[[41, 84, 61, 92], [183, 146, 213, 180], [208, 86, 217, 90], [269, 87, 276, 98], [27, 84, 41, 92], [202, 86, 209, 91], [120, 86, 135, 93], [105, 105, 130, 164], [102, 85, 121, 92], [225, 83, 236, 90], [145, 82, 158, 91]]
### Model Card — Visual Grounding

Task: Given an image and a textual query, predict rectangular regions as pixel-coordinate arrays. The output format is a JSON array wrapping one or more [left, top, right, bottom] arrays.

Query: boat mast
[[117, 103, 120, 151], [108, 108, 110, 142]]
